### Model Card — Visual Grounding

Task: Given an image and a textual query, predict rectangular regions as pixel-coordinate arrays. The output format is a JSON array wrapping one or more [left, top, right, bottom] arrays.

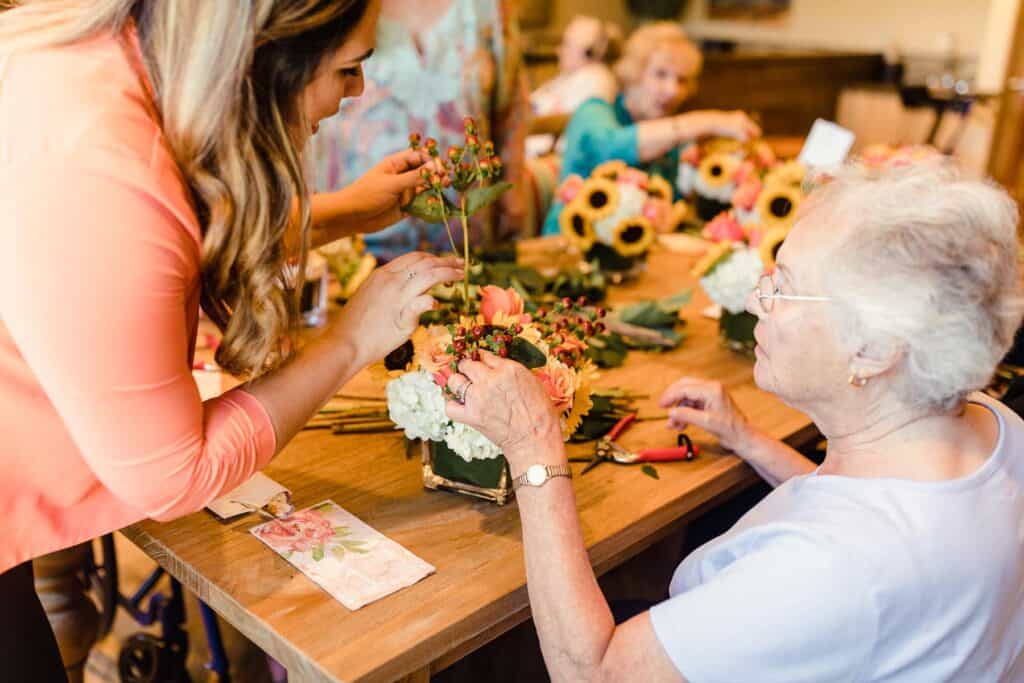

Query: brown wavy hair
[[0, 0, 370, 377]]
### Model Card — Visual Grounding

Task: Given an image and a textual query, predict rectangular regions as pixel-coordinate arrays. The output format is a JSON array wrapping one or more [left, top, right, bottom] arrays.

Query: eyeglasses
[[754, 274, 832, 314]]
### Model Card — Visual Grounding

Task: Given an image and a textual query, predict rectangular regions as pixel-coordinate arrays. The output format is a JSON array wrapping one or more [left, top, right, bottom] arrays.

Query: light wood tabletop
[[123, 237, 815, 683]]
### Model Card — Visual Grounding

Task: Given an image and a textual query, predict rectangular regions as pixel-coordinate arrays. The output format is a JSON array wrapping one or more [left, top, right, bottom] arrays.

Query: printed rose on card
[[251, 501, 435, 610]]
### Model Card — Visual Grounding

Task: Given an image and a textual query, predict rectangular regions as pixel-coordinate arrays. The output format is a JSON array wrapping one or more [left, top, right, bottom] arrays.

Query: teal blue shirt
[[542, 94, 680, 236]]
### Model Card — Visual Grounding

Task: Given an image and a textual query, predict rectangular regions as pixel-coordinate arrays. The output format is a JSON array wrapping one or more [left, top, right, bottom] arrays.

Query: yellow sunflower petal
[[698, 153, 740, 189], [666, 200, 692, 232], [756, 182, 803, 231], [592, 159, 627, 181], [578, 177, 620, 220], [646, 174, 673, 202], [763, 160, 806, 188], [691, 240, 734, 277], [758, 228, 789, 270], [611, 215, 655, 257], [562, 381, 594, 440], [559, 202, 596, 251]]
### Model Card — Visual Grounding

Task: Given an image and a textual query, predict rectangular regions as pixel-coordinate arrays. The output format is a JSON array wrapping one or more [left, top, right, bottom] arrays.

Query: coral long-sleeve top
[[0, 29, 277, 573]]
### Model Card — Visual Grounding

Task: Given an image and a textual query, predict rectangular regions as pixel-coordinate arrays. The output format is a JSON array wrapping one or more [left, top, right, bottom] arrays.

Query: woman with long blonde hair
[[0, 1, 461, 676]]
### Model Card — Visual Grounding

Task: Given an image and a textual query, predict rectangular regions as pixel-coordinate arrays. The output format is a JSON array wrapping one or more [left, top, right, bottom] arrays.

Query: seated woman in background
[[542, 22, 759, 235], [308, 0, 530, 261], [526, 15, 621, 158], [452, 163, 1024, 681]]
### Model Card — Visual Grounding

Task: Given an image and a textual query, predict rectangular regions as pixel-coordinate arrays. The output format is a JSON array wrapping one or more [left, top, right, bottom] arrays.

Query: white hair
[[812, 161, 1024, 412]]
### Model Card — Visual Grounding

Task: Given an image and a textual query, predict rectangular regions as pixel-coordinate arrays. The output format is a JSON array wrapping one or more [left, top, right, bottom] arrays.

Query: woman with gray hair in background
[[446, 162, 1024, 681]]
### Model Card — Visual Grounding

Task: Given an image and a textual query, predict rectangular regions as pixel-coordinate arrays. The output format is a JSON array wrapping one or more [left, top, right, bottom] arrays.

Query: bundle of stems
[[304, 405, 396, 434]]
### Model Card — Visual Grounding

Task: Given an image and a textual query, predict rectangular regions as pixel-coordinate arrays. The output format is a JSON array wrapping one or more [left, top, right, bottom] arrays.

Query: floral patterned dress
[[307, 0, 529, 261]]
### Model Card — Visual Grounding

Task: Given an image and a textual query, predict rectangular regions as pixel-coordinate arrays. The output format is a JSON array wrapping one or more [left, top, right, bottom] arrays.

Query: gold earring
[[848, 374, 868, 387]]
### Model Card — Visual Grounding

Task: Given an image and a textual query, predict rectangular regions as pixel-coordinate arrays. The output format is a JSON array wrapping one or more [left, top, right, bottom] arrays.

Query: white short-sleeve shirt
[[650, 392, 1024, 682]]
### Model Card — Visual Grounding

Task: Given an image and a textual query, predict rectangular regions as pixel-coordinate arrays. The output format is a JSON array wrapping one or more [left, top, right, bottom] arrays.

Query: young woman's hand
[[333, 252, 463, 367], [329, 148, 433, 234]]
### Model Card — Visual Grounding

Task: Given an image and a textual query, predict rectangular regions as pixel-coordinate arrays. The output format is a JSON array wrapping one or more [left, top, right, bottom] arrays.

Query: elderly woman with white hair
[[447, 163, 1024, 682], [541, 22, 760, 235]]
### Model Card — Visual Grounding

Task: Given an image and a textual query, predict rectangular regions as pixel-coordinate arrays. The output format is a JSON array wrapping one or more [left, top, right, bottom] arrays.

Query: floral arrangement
[[676, 137, 805, 232], [385, 285, 603, 462], [852, 143, 943, 173], [556, 160, 684, 269], [402, 118, 512, 309]]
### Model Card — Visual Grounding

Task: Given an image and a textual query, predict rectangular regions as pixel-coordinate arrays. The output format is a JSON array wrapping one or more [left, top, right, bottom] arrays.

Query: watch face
[[526, 464, 547, 486]]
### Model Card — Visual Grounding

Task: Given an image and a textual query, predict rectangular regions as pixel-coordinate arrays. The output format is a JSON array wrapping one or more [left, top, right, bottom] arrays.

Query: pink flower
[[433, 365, 454, 389], [413, 326, 454, 375], [703, 211, 746, 243], [752, 142, 777, 168], [556, 174, 585, 204], [745, 225, 766, 247], [533, 360, 576, 412], [618, 168, 650, 189], [681, 144, 701, 166], [732, 178, 763, 211], [732, 161, 757, 185], [479, 285, 526, 325], [254, 509, 335, 554], [642, 198, 672, 231]]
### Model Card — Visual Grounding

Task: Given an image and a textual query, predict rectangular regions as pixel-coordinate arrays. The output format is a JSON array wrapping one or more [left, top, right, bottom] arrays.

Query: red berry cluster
[[408, 117, 503, 199], [531, 297, 606, 368], [445, 321, 523, 366]]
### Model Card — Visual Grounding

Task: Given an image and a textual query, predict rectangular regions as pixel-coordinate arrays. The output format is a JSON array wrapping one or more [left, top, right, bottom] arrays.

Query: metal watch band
[[512, 464, 573, 491]]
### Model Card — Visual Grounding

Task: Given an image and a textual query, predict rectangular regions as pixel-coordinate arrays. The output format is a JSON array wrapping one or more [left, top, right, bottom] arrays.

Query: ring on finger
[[455, 378, 472, 404]]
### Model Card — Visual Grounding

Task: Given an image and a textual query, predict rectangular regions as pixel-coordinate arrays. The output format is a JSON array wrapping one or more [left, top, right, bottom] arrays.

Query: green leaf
[[659, 289, 693, 311], [313, 503, 334, 514], [585, 333, 628, 368], [618, 301, 678, 329], [331, 546, 347, 560], [464, 182, 514, 216], [641, 464, 660, 480], [343, 541, 369, 554], [402, 191, 458, 223], [332, 526, 350, 537], [507, 337, 547, 369], [312, 545, 325, 561]]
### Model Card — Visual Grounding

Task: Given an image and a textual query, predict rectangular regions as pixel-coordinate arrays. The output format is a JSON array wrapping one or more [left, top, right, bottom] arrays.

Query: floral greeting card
[[251, 500, 435, 610]]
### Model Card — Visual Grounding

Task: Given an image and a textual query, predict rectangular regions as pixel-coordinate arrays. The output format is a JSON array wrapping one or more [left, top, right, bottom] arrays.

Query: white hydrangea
[[693, 172, 736, 203], [700, 247, 763, 314], [386, 371, 448, 442], [444, 421, 503, 462], [676, 162, 698, 196], [593, 183, 648, 245]]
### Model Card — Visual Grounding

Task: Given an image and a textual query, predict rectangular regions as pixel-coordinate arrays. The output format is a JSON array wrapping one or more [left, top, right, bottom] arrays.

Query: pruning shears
[[570, 413, 699, 474]]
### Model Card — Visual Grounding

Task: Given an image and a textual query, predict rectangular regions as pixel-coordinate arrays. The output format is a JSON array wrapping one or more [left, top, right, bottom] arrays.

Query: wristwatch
[[512, 463, 572, 491]]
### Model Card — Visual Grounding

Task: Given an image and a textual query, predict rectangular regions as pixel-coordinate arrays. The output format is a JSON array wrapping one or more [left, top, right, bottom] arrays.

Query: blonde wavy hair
[[614, 22, 702, 86], [0, 0, 370, 377]]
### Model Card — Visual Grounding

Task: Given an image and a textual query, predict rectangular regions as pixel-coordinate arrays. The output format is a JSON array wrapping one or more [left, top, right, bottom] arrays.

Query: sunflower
[[665, 200, 692, 232], [646, 174, 673, 202], [576, 177, 619, 220], [592, 159, 627, 181], [611, 215, 655, 257], [691, 240, 734, 278], [698, 153, 740, 191], [763, 160, 805, 188], [559, 202, 596, 251], [562, 380, 595, 439], [703, 138, 744, 156], [758, 228, 789, 270], [756, 183, 802, 231]]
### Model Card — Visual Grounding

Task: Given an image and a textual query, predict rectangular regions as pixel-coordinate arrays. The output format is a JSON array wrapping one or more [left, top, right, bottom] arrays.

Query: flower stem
[[460, 194, 470, 311], [435, 188, 458, 256]]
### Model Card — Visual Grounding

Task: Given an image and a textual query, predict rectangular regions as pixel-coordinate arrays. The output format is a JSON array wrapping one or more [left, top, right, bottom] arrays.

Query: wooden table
[[123, 239, 815, 683]]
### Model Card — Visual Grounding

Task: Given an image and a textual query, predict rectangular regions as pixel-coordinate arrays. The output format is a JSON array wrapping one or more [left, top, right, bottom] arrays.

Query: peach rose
[[479, 285, 526, 325], [681, 144, 702, 166], [413, 326, 454, 375], [253, 509, 334, 554], [556, 174, 585, 204], [533, 360, 577, 413], [642, 198, 673, 231], [703, 211, 746, 243], [732, 160, 757, 185], [732, 178, 763, 211], [618, 168, 650, 189]]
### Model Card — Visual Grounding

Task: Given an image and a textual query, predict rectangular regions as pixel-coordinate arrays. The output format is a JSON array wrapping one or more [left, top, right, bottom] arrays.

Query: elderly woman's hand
[[687, 110, 762, 142], [444, 353, 565, 474], [659, 377, 754, 452]]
